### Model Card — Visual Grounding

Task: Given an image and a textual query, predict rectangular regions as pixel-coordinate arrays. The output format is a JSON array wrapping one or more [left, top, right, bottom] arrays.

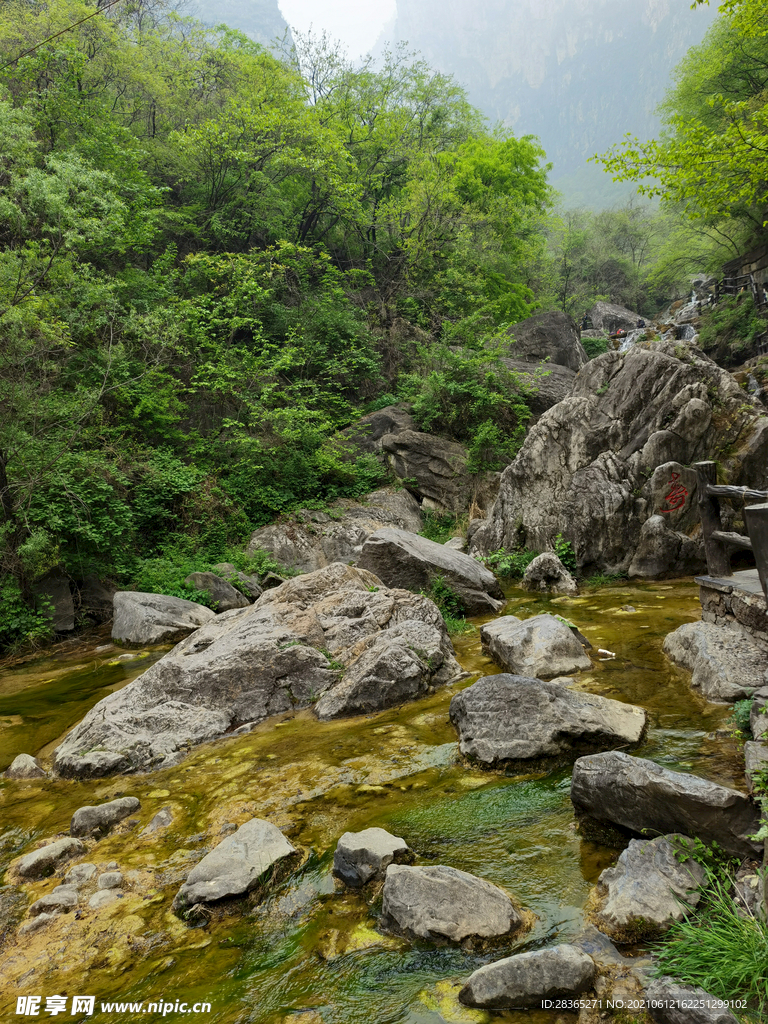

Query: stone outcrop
[[628, 514, 703, 579], [31, 569, 74, 632], [211, 564, 263, 601], [459, 945, 596, 1009], [78, 575, 116, 624], [111, 591, 216, 645], [380, 864, 525, 944], [246, 489, 423, 573], [15, 838, 86, 879], [183, 572, 250, 612], [449, 674, 646, 764], [589, 301, 642, 334], [751, 687, 768, 740], [521, 552, 578, 595], [646, 978, 740, 1024], [333, 828, 413, 887], [499, 359, 577, 419], [28, 885, 79, 917], [341, 404, 417, 455], [469, 341, 768, 576], [592, 834, 706, 941], [173, 818, 296, 913], [3, 754, 47, 779], [480, 614, 590, 677], [358, 527, 505, 614], [505, 310, 589, 371], [70, 797, 141, 837], [663, 621, 767, 702], [571, 751, 761, 857], [53, 564, 465, 777]]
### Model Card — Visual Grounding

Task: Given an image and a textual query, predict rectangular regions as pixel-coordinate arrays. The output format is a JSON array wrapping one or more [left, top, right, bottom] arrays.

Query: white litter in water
[[597, 648, 616, 658]]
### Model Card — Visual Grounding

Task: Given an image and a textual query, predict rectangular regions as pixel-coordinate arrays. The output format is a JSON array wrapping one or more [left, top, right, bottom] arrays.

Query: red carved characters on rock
[[660, 471, 689, 513]]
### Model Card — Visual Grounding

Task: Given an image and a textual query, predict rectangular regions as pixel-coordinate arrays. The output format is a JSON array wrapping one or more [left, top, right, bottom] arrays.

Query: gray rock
[[593, 834, 706, 941], [744, 741, 768, 794], [3, 753, 47, 779], [71, 797, 140, 837], [54, 564, 464, 777], [112, 591, 215, 645], [333, 828, 413, 887], [183, 572, 250, 611], [88, 889, 121, 910], [98, 871, 124, 890], [571, 751, 762, 857], [449, 674, 646, 764], [79, 575, 116, 624], [31, 569, 74, 632], [341, 404, 417, 455], [16, 838, 86, 879], [29, 885, 78, 917], [628, 514, 703, 579], [500, 359, 578, 419], [480, 614, 591, 677], [459, 944, 596, 1009], [589, 301, 642, 334], [212, 565, 263, 601], [379, 431, 501, 515], [247, 489, 423, 573], [646, 977, 740, 1023], [380, 864, 524, 944], [358, 528, 505, 615], [141, 807, 173, 836], [521, 552, 578, 595], [173, 818, 296, 912], [469, 342, 768, 577], [750, 687, 768, 741], [663, 621, 767, 702], [65, 863, 97, 886], [444, 536, 467, 552], [19, 913, 57, 935], [505, 310, 589, 371]]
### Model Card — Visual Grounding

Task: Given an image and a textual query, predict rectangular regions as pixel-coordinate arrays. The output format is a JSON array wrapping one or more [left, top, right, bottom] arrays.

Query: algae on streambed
[[0, 581, 741, 1023]]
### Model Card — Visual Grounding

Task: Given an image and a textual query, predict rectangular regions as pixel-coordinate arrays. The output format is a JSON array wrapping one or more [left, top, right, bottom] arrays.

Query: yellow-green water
[[0, 582, 742, 1024]]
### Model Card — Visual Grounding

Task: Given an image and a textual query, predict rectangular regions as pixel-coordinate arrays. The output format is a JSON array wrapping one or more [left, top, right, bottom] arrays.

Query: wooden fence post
[[695, 461, 731, 577], [744, 502, 768, 603]]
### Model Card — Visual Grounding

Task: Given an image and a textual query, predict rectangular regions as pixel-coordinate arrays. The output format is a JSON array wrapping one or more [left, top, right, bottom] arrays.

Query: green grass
[[585, 571, 627, 589], [420, 511, 461, 545]]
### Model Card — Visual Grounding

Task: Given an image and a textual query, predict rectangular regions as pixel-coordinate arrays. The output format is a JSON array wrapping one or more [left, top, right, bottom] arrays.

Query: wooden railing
[[695, 461, 768, 601]]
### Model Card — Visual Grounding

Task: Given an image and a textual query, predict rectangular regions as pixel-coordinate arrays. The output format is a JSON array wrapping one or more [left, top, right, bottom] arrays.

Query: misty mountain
[[193, 0, 289, 48]]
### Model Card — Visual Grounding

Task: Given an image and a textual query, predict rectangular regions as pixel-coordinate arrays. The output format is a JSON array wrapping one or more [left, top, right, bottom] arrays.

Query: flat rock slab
[[380, 864, 524, 944], [571, 751, 761, 857], [480, 614, 591, 678], [646, 978, 739, 1024], [173, 818, 296, 913], [593, 834, 705, 941], [71, 797, 140, 837], [663, 621, 767, 702], [112, 591, 215, 645], [15, 838, 86, 879], [459, 944, 596, 1009], [333, 828, 413, 887], [358, 528, 504, 615], [3, 753, 47, 779], [449, 674, 646, 764]]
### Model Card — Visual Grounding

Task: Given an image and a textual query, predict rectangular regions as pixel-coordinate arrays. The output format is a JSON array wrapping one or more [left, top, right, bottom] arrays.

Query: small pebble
[[97, 871, 123, 890]]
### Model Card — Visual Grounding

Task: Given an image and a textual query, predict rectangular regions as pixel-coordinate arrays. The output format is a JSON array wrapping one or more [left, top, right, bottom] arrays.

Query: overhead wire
[[0, 0, 127, 74]]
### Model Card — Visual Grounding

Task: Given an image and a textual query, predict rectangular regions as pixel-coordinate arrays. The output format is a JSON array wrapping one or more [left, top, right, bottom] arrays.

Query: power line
[[0, 0, 127, 75]]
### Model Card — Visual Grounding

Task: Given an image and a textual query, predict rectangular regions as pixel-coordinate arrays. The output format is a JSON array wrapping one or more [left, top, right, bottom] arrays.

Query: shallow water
[[0, 581, 741, 1023]]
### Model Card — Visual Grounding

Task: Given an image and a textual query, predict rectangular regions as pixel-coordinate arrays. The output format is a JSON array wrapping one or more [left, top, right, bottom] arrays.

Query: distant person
[[636, 318, 645, 328]]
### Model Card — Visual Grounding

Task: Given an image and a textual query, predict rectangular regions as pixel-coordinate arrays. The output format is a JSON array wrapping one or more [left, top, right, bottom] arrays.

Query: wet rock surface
[[15, 838, 86, 879], [358, 528, 505, 614], [663, 620, 767, 702], [646, 977, 740, 1023], [333, 828, 413, 887], [380, 864, 524, 944], [520, 552, 578, 595], [111, 591, 215, 645], [480, 614, 591, 677], [450, 674, 646, 764], [459, 944, 596, 1008], [71, 797, 141, 837], [571, 751, 761, 857]]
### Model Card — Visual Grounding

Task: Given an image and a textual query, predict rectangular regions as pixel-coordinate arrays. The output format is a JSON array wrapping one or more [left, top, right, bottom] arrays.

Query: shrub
[[481, 547, 538, 578], [729, 698, 753, 737], [420, 511, 459, 544], [554, 533, 577, 574], [0, 578, 53, 653], [581, 335, 609, 359]]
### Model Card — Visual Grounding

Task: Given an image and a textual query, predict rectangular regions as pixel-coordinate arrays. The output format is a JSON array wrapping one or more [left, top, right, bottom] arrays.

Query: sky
[[277, 0, 396, 58]]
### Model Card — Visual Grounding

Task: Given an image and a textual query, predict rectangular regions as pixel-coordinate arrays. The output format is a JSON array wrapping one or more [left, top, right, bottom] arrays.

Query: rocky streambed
[[0, 580, 747, 1023]]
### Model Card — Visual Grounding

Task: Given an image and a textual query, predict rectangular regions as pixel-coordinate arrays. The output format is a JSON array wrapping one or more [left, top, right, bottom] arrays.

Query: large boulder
[[31, 569, 74, 632], [173, 818, 296, 913], [459, 945, 596, 1009], [341, 404, 417, 455], [646, 978, 740, 1024], [480, 614, 590, 677], [449, 675, 646, 764], [380, 864, 525, 944], [505, 310, 589, 371], [333, 828, 413, 887], [3, 754, 46, 779], [112, 591, 215, 645], [589, 301, 642, 334], [663, 620, 768, 702], [500, 359, 578, 419], [570, 751, 762, 857], [15, 838, 86, 879], [628, 514, 704, 579], [521, 552, 578, 595], [70, 797, 140, 837], [183, 572, 250, 612], [78, 574, 116, 624], [469, 341, 768, 576], [592, 834, 706, 941], [380, 430, 500, 515], [358, 528, 504, 615], [53, 564, 465, 777], [246, 488, 423, 573]]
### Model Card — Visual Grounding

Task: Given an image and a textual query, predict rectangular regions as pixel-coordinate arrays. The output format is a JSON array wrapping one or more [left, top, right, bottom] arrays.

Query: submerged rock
[[141, 807, 173, 836], [459, 944, 596, 1009], [112, 591, 215, 645], [449, 674, 646, 764], [28, 885, 78, 917], [183, 572, 250, 611], [592, 834, 706, 941], [520, 552, 578, 595], [380, 864, 524, 944], [646, 977, 740, 1024], [70, 797, 141, 837], [333, 828, 413, 887], [663, 621, 767, 702], [359, 528, 505, 614], [54, 564, 465, 777], [15, 838, 86, 879], [571, 751, 761, 857], [480, 614, 591, 678], [173, 818, 296, 913], [3, 753, 47, 779]]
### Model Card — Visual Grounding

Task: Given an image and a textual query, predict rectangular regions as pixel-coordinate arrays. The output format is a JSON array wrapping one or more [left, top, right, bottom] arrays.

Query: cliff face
[[197, 0, 289, 48], [387, 0, 717, 173]]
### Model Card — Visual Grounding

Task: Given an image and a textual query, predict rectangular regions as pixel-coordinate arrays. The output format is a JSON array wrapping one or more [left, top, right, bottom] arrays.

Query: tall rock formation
[[196, 0, 289, 48]]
